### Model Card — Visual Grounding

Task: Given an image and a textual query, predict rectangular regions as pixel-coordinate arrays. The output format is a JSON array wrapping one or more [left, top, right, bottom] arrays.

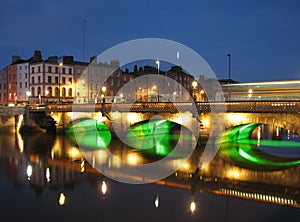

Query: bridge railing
[[27, 101, 300, 114]]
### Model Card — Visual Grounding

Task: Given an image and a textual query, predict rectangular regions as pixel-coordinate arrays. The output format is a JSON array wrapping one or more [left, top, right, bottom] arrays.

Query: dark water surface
[[0, 132, 300, 222]]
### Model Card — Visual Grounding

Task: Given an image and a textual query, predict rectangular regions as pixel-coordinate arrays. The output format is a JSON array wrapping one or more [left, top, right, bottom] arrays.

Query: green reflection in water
[[217, 123, 300, 171], [66, 119, 111, 149]]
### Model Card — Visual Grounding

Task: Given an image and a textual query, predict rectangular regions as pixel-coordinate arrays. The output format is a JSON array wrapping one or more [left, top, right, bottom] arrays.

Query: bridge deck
[[1, 101, 299, 116], [45, 101, 300, 113]]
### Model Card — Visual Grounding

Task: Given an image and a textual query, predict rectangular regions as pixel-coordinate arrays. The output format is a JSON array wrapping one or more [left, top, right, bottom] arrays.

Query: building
[[78, 58, 124, 103], [17, 61, 29, 103], [0, 69, 6, 103], [6, 57, 18, 103], [62, 56, 88, 104], [28, 50, 75, 104]]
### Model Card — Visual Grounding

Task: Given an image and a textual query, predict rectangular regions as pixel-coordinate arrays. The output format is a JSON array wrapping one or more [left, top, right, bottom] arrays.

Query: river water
[[1, 122, 300, 221]]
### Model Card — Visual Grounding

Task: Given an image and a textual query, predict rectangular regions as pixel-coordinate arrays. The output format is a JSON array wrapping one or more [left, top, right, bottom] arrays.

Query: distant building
[[17, 62, 29, 102], [6, 57, 18, 103], [28, 51, 74, 104], [0, 69, 6, 103], [78, 58, 130, 103]]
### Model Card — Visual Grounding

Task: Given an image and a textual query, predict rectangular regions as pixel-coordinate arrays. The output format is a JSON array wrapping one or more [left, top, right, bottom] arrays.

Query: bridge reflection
[[0, 132, 299, 209]]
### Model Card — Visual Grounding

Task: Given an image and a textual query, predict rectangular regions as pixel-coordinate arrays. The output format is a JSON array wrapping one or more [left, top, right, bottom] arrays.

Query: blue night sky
[[1, 0, 300, 82]]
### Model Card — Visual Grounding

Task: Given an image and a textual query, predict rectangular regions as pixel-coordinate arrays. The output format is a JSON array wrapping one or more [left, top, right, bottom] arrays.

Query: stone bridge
[[0, 101, 299, 134]]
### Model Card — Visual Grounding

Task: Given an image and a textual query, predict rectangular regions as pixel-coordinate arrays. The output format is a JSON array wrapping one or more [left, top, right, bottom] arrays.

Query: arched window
[[62, 87, 66, 97], [37, 87, 41, 96], [47, 87, 52, 97], [68, 88, 72, 97], [55, 87, 59, 97], [31, 87, 35, 97]]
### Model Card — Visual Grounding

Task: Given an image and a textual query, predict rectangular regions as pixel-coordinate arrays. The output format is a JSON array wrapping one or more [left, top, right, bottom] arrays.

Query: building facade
[[17, 62, 29, 103], [0, 69, 6, 103]]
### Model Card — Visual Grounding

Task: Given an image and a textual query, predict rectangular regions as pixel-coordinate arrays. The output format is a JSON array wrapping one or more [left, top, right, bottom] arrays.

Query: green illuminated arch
[[126, 119, 195, 158], [67, 118, 111, 149]]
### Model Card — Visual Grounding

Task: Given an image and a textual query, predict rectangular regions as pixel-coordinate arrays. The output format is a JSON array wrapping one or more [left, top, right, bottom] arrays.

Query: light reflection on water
[[0, 130, 300, 221]]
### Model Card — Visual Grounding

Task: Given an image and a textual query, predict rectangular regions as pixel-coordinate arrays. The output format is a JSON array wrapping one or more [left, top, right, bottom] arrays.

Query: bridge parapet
[[0, 106, 26, 116], [43, 101, 300, 114]]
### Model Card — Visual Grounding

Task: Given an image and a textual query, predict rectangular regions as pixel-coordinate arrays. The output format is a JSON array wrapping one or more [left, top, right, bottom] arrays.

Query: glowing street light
[[101, 86, 107, 103], [192, 80, 197, 101], [26, 91, 31, 104], [156, 60, 160, 75]]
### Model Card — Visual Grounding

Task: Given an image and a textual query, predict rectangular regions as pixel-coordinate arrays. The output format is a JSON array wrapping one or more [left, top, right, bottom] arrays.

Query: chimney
[[48, 56, 58, 63], [12, 55, 21, 63], [33, 50, 42, 62], [63, 56, 74, 64]]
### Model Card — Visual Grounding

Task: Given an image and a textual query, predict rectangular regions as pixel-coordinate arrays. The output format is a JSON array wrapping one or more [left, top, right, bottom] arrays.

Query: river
[[0, 121, 300, 221]]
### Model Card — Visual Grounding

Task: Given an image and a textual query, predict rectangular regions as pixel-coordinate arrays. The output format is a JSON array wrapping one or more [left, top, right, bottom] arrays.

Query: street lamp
[[58, 62, 63, 104], [156, 60, 160, 75], [26, 91, 31, 105], [192, 80, 197, 101], [200, 90, 205, 101], [101, 86, 107, 103]]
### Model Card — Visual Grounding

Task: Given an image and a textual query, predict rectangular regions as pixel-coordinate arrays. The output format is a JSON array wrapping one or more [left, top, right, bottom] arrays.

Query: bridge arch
[[200, 112, 300, 136]]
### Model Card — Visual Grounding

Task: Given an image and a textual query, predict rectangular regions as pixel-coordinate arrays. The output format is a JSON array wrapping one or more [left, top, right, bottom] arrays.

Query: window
[[62, 68, 65, 74], [20, 66, 22, 70], [37, 87, 41, 95], [19, 83, 22, 88], [25, 73, 27, 78], [48, 66, 52, 73], [31, 67, 35, 73], [69, 78, 72, 84], [47, 87, 52, 97], [0, 84, 1, 89], [69, 68, 72, 74], [38, 66, 41, 72], [68, 88, 72, 97], [38, 76, 41, 83], [25, 82, 27, 88], [55, 67, 58, 73], [55, 77, 58, 84], [55, 87, 59, 97], [62, 77, 66, 84], [48, 76, 52, 83], [62, 88, 66, 97], [32, 77, 34, 84]]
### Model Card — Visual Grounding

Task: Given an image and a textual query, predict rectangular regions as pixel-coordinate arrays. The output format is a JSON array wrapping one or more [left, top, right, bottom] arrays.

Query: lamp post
[[155, 60, 160, 101], [227, 54, 231, 101], [156, 60, 160, 75], [58, 62, 63, 104], [101, 86, 107, 103], [192, 80, 197, 101], [26, 91, 31, 105]]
